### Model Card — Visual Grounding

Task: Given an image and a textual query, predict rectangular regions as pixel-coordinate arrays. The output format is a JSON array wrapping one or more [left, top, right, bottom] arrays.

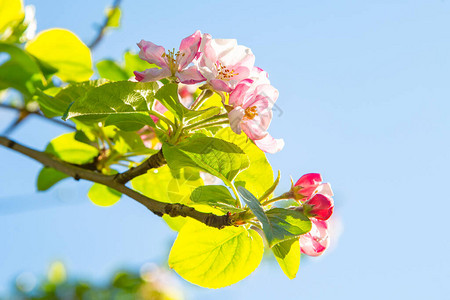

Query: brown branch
[[0, 103, 76, 131], [89, 0, 122, 50], [0, 136, 232, 229], [115, 150, 166, 184]]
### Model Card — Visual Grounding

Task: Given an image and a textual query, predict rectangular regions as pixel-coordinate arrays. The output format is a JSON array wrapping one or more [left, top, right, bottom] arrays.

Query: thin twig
[[0, 103, 76, 131], [0, 136, 232, 229], [88, 0, 123, 50]]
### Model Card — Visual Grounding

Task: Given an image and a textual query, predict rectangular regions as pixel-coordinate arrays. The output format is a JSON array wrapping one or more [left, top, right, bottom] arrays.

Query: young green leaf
[[124, 51, 159, 77], [37, 167, 69, 191], [96, 60, 128, 81], [154, 83, 186, 121], [105, 6, 121, 28], [105, 113, 155, 131], [162, 137, 249, 183], [132, 166, 203, 204], [216, 128, 273, 197], [238, 185, 274, 243], [272, 238, 301, 279], [0, 42, 44, 96], [25, 29, 93, 82], [238, 186, 312, 247], [36, 79, 109, 118], [65, 81, 156, 120], [190, 185, 243, 213], [168, 220, 264, 288], [265, 208, 312, 246], [0, 0, 24, 34], [45, 132, 99, 165], [88, 183, 122, 207]]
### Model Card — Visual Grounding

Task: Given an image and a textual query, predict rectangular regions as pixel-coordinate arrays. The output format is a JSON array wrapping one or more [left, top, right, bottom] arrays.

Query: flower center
[[162, 48, 185, 74], [216, 61, 239, 81], [244, 106, 258, 120]]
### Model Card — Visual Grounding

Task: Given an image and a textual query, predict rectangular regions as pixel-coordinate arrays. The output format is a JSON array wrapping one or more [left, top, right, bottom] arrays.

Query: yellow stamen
[[244, 106, 258, 120]]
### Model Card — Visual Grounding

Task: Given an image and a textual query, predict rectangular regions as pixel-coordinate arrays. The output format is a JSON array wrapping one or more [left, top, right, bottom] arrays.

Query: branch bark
[[114, 150, 166, 184], [0, 136, 232, 229]]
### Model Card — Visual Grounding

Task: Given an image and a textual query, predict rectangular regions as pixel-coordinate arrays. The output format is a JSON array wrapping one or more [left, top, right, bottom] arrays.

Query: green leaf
[[96, 60, 128, 81], [168, 220, 264, 288], [123, 51, 158, 77], [238, 186, 311, 247], [25, 29, 93, 82], [105, 113, 155, 131], [105, 7, 121, 28], [265, 208, 312, 246], [36, 79, 109, 118], [238, 185, 273, 241], [45, 132, 99, 164], [0, 0, 23, 34], [132, 166, 203, 204], [132, 166, 203, 231], [216, 127, 273, 197], [65, 81, 156, 120], [0, 42, 44, 96], [272, 238, 300, 279], [154, 83, 186, 121], [88, 183, 121, 207], [113, 130, 156, 155], [190, 185, 243, 213], [37, 167, 69, 191], [162, 136, 249, 184]]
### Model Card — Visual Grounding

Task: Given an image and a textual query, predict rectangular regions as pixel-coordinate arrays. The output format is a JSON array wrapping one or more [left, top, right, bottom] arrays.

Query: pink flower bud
[[300, 218, 329, 257], [291, 173, 322, 201], [303, 194, 334, 220]]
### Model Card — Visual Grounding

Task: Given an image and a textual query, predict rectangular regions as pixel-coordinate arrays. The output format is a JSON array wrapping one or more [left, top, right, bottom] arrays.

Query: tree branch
[[0, 103, 76, 131], [0, 136, 232, 229], [89, 0, 122, 50], [114, 150, 166, 184]]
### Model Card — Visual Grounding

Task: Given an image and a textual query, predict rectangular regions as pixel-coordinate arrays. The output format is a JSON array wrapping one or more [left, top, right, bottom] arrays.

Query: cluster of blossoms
[[290, 173, 335, 256], [134, 30, 284, 153]]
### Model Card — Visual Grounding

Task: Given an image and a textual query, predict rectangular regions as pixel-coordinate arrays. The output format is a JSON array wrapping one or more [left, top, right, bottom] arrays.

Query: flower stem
[[191, 89, 214, 110], [149, 111, 175, 129], [262, 192, 291, 206], [184, 113, 229, 131]]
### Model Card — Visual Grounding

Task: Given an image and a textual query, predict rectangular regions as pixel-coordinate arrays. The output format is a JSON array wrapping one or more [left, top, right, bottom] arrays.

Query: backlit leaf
[[272, 238, 300, 279], [168, 221, 264, 288], [88, 183, 121, 207], [25, 28, 93, 81]]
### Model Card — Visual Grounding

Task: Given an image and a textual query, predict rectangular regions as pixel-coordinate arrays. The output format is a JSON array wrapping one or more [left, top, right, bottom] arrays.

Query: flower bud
[[303, 194, 334, 221], [300, 218, 329, 257], [291, 173, 322, 201]]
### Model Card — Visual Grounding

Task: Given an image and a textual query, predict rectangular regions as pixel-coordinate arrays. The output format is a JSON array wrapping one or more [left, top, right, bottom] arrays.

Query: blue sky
[[1, 0, 449, 299]]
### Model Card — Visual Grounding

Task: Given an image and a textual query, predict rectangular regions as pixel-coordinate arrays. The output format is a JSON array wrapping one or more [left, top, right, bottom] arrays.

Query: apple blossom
[[302, 193, 334, 220], [227, 79, 284, 153], [299, 218, 330, 257], [195, 34, 255, 92], [134, 31, 205, 84]]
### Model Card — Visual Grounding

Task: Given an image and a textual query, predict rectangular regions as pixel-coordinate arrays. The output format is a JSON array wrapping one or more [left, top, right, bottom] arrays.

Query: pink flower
[[300, 218, 330, 257], [291, 173, 333, 201], [195, 34, 255, 92], [228, 79, 284, 153], [134, 31, 205, 84], [303, 194, 334, 221]]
